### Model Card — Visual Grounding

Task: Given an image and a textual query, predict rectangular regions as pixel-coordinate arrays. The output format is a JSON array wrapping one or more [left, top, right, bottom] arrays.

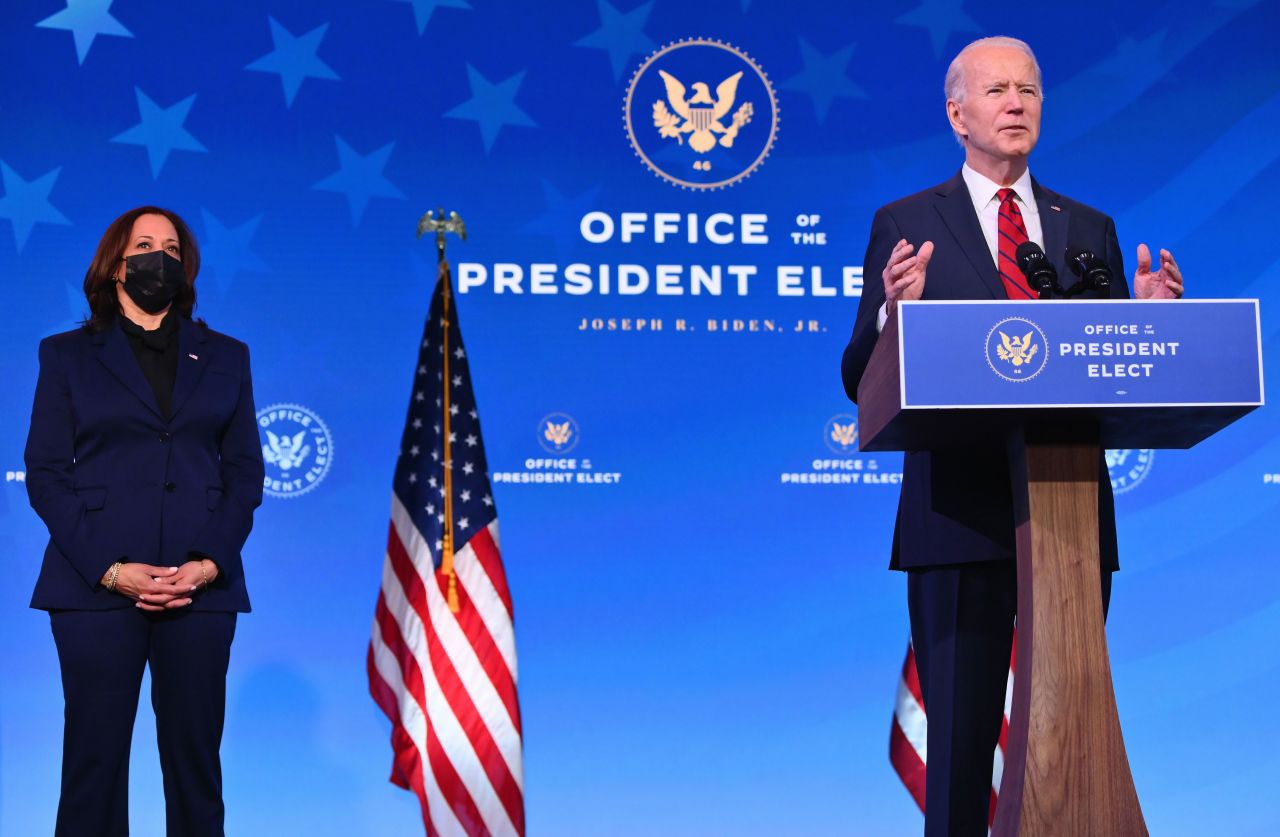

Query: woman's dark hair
[[82, 206, 202, 331]]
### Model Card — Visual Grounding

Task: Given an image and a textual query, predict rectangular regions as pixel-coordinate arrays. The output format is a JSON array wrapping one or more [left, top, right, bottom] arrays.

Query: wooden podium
[[857, 300, 1263, 835]]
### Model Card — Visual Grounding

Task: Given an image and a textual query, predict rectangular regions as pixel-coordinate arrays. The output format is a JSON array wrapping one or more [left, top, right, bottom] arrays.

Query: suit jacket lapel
[[932, 172, 1007, 299], [170, 317, 209, 419], [95, 322, 163, 419], [1033, 178, 1070, 276]]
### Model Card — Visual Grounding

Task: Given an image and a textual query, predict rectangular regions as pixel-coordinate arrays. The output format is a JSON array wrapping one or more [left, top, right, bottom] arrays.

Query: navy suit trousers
[[907, 562, 1111, 837], [50, 608, 236, 837]]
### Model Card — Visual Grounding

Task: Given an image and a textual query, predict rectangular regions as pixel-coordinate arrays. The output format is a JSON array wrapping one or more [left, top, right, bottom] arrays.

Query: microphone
[[1065, 247, 1112, 292], [1015, 241, 1060, 298]]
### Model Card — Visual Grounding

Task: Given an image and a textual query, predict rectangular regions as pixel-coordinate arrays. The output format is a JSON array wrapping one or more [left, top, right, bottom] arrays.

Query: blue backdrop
[[3, 1, 1280, 834]]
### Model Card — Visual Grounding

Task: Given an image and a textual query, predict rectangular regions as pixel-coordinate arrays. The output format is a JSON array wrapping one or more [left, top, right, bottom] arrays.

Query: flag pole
[[417, 207, 467, 613]]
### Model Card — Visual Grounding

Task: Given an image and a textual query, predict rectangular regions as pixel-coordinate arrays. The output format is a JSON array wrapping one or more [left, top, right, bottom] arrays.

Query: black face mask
[[121, 250, 185, 315]]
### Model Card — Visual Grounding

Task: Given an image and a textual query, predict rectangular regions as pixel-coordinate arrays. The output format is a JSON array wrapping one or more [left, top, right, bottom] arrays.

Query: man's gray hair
[[944, 36, 1043, 145]]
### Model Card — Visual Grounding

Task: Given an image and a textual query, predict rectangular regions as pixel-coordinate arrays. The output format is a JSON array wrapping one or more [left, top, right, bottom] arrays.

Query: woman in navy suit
[[24, 206, 264, 836]]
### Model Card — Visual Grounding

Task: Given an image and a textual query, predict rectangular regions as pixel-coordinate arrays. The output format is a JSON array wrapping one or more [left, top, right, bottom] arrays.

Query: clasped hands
[[102, 560, 219, 611], [881, 239, 1183, 311]]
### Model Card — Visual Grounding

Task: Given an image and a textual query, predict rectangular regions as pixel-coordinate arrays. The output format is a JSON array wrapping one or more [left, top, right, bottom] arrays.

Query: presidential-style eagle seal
[[984, 316, 1049, 383], [256, 402, 334, 499], [824, 413, 859, 455], [1107, 448, 1156, 495], [625, 39, 778, 190], [537, 412, 581, 454]]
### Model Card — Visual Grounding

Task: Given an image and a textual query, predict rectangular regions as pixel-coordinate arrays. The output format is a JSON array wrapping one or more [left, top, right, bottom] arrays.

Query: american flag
[[368, 262, 525, 836], [890, 635, 1015, 829]]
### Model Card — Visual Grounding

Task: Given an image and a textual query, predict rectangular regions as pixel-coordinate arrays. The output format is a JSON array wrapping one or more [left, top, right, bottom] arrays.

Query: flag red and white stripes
[[889, 634, 1016, 829], [369, 264, 524, 836]]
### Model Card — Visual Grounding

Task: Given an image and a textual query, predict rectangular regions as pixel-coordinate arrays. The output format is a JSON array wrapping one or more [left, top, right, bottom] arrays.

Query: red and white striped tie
[[996, 188, 1035, 299]]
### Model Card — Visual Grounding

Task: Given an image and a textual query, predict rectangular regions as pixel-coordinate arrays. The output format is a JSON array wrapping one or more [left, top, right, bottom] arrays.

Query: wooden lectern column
[[993, 429, 1147, 836]]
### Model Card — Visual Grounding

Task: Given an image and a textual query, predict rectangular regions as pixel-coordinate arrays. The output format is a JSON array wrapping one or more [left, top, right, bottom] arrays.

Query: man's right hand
[[883, 238, 933, 316]]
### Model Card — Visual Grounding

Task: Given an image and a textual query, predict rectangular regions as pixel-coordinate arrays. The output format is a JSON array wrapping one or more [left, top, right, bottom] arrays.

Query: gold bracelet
[[199, 560, 210, 588], [105, 561, 123, 592]]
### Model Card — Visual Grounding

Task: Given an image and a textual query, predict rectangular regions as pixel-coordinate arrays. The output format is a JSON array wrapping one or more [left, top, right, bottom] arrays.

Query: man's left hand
[[1133, 243, 1183, 299]]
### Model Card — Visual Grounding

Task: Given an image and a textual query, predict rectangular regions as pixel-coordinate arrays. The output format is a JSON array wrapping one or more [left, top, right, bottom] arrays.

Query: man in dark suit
[[840, 37, 1183, 836]]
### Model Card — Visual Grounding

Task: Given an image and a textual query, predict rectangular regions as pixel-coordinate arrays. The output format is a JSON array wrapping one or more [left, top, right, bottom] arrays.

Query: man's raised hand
[[883, 239, 933, 316], [1133, 243, 1183, 300]]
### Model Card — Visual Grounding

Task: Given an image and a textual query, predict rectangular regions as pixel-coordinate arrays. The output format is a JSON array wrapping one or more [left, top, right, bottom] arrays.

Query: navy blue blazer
[[25, 316, 263, 611], [841, 171, 1127, 572]]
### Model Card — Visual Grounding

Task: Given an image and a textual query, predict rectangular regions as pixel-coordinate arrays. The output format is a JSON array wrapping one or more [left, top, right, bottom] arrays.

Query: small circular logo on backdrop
[[537, 412, 580, 454], [625, 38, 779, 190], [985, 317, 1048, 382], [1107, 449, 1155, 494], [257, 403, 333, 499], [824, 413, 859, 455]]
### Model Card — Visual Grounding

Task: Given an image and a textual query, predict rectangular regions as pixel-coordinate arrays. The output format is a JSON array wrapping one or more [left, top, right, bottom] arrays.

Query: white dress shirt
[[960, 163, 1044, 264]]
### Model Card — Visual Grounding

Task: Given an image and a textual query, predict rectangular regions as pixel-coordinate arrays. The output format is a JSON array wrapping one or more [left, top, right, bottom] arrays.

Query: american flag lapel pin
[[189, 353, 199, 360], [1050, 205, 1062, 212]]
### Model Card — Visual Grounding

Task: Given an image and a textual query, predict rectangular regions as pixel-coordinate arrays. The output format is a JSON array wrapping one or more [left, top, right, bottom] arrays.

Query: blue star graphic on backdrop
[[111, 88, 207, 178], [199, 209, 268, 298], [445, 65, 536, 153], [388, 0, 471, 35], [36, 0, 132, 65], [0, 161, 71, 251], [522, 180, 602, 255], [780, 38, 866, 124], [895, 0, 981, 58], [574, 0, 655, 81], [312, 136, 405, 225], [245, 17, 339, 107]]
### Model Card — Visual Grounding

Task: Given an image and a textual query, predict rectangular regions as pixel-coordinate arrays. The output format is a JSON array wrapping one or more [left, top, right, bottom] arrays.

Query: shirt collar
[[119, 308, 178, 351], [962, 163, 1035, 211]]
